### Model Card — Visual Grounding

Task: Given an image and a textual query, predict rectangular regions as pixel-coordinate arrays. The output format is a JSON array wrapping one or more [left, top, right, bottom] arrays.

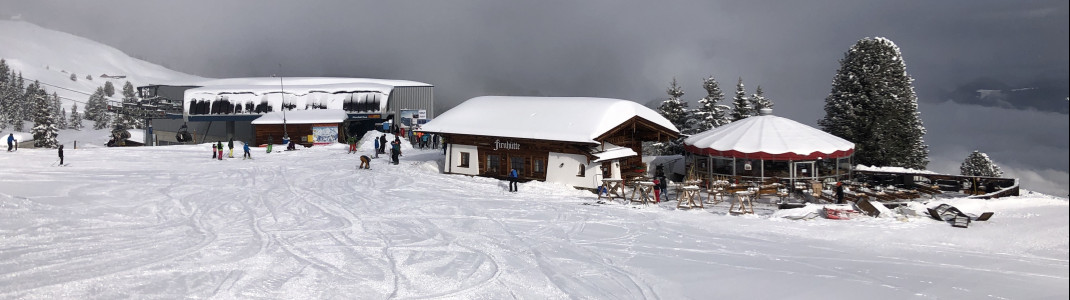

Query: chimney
[[758, 108, 773, 116]]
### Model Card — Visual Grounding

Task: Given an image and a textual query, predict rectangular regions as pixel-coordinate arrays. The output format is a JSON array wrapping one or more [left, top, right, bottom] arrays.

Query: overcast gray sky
[[3, 0, 1068, 194]]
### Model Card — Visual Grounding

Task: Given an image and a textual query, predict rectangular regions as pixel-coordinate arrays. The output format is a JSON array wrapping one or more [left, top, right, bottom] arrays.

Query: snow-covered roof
[[181, 77, 424, 117], [854, 165, 936, 174], [185, 82, 396, 97], [251, 110, 348, 125], [592, 146, 638, 163], [420, 96, 678, 144], [684, 109, 854, 160], [192, 77, 431, 88]]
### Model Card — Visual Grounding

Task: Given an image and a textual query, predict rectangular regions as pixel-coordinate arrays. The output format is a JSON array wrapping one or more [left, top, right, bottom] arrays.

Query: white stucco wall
[[447, 144, 480, 176], [546, 152, 600, 189]]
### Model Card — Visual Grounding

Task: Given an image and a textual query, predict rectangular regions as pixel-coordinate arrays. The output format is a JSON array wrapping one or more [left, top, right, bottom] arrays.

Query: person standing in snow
[[266, 136, 273, 153], [212, 142, 217, 159], [379, 135, 387, 154], [373, 136, 380, 158], [228, 138, 235, 158], [390, 139, 401, 165], [348, 136, 357, 154], [508, 168, 519, 192], [58, 144, 64, 165], [6, 133, 14, 152], [835, 182, 845, 204], [217, 141, 223, 160], [243, 141, 252, 159], [652, 178, 661, 203]]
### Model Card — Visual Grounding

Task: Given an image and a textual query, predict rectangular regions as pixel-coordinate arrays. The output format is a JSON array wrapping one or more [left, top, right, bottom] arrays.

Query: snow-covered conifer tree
[[818, 37, 928, 169], [11, 73, 27, 131], [31, 89, 59, 148], [658, 77, 689, 131], [654, 78, 690, 154], [51, 92, 68, 130], [960, 150, 1003, 177], [59, 107, 69, 130], [104, 81, 115, 97], [750, 85, 773, 111], [730, 77, 752, 121], [0, 60, 11, 129], [691, 76, 732, 132], [68, 103, 83, 130], [86, 87, 111, 130], [116, 81, 144, 129]]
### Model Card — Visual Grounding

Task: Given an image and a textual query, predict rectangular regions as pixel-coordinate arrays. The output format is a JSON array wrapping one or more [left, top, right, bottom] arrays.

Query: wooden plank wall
[[254, 123, 343, 146], [445, 134, 594, 181]]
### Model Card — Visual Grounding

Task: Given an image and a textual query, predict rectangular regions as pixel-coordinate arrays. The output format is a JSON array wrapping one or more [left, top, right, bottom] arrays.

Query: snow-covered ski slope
[[1, 135, 1067, 299], [0, 20, 206, 110]]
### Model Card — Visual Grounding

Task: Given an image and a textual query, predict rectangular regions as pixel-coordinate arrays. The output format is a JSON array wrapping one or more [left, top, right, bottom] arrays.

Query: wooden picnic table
[[598, 178, 626, 202], [730, 190, 755, 214], [630, 181, 656, 204], [677, 185, 703, 209]]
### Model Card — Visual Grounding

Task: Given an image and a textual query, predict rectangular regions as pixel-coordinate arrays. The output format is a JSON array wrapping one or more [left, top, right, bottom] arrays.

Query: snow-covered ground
[[1, 131, 1067, 299]]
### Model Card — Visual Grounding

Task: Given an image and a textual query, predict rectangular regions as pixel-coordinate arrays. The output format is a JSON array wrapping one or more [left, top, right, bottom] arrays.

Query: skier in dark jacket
[[212, 142, 217, 159], [379, 135, 387, 154], [243, 141, 252, 159], [217, 141, 224, 160], [835, 182, 845, 204], [390, 140, 401, 165], [6, 133, 14, 152], [58, 144, 64, 165], [228, 138, 234, 158]]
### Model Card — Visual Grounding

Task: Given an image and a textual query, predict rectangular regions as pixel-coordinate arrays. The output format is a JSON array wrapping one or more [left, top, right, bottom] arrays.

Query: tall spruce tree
[[104, 81, 115, 97], [59, 107, 69, 130], [68, 103, 83, 130], [51, 92, 68, 130], [87, 87, 111, 130], [750, 85, 773, 111], [818, 37, 929, 169], [0, 60, 11, 129], [960, 150, 1003, 177], [692, 76, 731, 132], [730, 77, 752, 121], [11, 73, 27, 131], [116, 81, 143, 129], [655, 78, 689, 154], [658, 77, 689, 131], [31, 89, 59, 148]]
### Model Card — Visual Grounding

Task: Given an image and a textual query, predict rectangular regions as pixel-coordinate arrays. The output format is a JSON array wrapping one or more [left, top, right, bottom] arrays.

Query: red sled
[[823, 207, 861, 220]]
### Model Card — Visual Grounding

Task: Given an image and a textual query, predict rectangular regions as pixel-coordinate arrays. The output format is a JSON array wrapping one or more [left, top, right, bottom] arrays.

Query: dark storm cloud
[[3, 0, 1068, 194]]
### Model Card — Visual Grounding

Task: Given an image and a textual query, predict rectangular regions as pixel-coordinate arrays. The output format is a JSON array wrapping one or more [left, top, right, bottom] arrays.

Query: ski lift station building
[[138, 77, 433, 146]]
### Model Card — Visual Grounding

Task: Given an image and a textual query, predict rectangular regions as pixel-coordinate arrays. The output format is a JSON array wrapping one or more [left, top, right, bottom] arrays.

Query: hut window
[[458, 152, 470, 168], [533, 159, 545, 174], [510, 156, 525, 175], [487, 155, 501, 174], [577, 164, 586, 177]]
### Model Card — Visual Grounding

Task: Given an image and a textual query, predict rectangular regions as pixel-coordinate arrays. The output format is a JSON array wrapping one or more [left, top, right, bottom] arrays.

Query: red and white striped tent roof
[[684, 110, 854, 160]]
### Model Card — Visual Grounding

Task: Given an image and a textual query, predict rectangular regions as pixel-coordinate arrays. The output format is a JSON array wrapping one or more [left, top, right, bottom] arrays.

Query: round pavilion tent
[[683, 109, 855, 185]]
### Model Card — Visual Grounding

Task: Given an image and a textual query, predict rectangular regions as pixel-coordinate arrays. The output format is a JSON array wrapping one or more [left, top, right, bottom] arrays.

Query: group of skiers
[[340, 132, 402, 170], [210, 138, 252, 160]]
